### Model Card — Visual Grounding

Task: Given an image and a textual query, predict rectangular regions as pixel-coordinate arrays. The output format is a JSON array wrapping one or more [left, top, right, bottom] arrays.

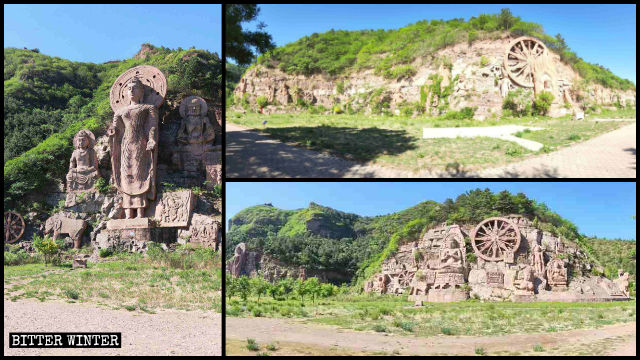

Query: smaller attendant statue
[[66, 129, 100, 192]]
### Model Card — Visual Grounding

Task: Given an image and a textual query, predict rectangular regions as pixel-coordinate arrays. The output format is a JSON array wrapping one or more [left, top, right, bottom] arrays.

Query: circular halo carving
[[396, 270, 415, 287], [503, 37, 548, 88], [109, 65, 167, 112], [470, 217, 521, 262], [179, 96, 208, 118], [4, 211, 25, 244]]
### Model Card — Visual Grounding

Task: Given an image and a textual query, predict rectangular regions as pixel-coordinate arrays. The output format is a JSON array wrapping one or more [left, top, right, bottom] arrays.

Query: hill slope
[[227, 188, 616, 284], [234, 10, 635, 119], [257, 11, 634, 90], [4, 44, 222, 210]]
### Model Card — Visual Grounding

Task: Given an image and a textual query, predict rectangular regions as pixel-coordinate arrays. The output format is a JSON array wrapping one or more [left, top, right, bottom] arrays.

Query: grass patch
[[227, 292, 636, 339], [4, 248, 222, 312], [228, 109, 634, 172], [475, 347, 486, 355]]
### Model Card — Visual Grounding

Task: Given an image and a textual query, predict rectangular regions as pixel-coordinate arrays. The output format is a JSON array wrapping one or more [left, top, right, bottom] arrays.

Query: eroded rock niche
[[37, 65, 221, 257], [364, 215, 630, 303], [235, 36, 635, 119]]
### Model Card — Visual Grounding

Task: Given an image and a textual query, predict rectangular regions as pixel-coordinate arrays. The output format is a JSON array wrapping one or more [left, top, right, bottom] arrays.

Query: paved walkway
[[226, 123, 412, 178], [479, 122, 636, 178], [226, 122, 636, 178], [423, 125, 545, 151]]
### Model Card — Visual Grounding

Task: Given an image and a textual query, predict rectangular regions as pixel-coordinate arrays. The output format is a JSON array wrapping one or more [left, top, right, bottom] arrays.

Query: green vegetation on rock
[[228, 189, 602, 285], [4, 45, 221, 211], [254, 9, 634, 91]]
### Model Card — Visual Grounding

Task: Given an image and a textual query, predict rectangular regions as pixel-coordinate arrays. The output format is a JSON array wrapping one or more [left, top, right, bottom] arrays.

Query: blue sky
[[226, 182, 636, 240], [4, 4, 221, 63], [247, 4, 636, 83]]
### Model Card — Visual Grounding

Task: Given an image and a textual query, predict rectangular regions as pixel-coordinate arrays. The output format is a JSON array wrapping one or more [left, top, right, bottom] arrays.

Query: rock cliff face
[[365, 216, 630, 302], [235, 34, 635, 119], [226, 243, 351, 284]]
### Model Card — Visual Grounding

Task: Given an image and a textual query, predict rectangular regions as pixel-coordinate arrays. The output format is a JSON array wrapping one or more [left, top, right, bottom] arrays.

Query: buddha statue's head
[[445, 236, 459, 250], [74, 130, 91, 149], [187, 98, 201, 116], [127, 77, 145, 103]]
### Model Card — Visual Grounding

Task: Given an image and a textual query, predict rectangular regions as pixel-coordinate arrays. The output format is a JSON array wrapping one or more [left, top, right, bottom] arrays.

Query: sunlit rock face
[[363, 215, 630, 302], [235, 35, 635, 119]]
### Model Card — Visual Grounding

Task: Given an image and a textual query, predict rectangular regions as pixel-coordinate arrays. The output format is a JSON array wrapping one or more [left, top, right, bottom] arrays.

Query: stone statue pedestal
[[549, 284, 568, 292], [428, 288, 469, 302], [408, 294, 429, 305], [512, 289, 535, 302], [106, 218, 152, 230]]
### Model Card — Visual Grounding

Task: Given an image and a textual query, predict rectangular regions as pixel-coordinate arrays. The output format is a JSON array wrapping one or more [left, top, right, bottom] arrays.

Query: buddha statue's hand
[[146, 139, 156, 151]]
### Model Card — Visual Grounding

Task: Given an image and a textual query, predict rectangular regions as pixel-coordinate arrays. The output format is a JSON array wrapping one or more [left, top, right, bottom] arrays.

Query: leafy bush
[[4, 249, 38, 266], [443, 106, 476, 120], [64, 288, 80, 300], [382, 65, 417, 80], [533, 91, 554, 116], [256, 95, 269, 108], [99, 248, 114, 258], [503, 88, 533, 117], [33, 235, 62, 265], [246, 338, 259, 351], [95, 177, 115, 194]]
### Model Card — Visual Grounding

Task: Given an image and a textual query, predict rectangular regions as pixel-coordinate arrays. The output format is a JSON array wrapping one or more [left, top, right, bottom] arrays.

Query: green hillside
[[4, 44, 221, 210], [255, 9, 634, 91], [227, 189, 610, 284], [588, 237, 636, 295]]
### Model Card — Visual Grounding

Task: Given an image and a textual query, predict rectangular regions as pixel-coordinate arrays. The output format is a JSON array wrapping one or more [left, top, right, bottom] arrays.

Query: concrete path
[[423, 125, 545, 151], [226, 122, 636, 178], [479, 122, 636, 178], [226, 123, 414, 178]]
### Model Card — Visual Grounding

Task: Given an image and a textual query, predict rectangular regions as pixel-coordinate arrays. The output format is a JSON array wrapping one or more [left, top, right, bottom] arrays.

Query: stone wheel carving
[[471, 217, 521, 262], [396, 270, 415, 287], [504, 37, 548, 88], [4, 211, 25, 244]]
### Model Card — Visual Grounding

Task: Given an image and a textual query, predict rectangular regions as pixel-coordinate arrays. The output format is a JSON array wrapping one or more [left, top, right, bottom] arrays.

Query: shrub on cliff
[[533, 91, 554, 116]]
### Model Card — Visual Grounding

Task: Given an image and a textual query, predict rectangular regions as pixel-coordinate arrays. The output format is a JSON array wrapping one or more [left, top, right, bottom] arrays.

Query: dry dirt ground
[[226, 121, 636, 178], [226, 317, 636, 356], [4, 299, 221, 356]]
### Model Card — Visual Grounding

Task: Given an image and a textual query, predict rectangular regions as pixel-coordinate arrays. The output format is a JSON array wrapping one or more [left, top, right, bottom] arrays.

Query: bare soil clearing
[[4, 299, 221, 356], [226, 317, 635, 356]]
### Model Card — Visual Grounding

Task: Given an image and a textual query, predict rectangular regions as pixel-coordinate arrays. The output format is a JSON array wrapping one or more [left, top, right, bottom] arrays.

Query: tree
[[226, 273, 236, 301], [225, 4, 275, 66], [250, 276, 269, 303], [319, 283, 336, 298], [498, 8, 517, 31], [294, 278, 308, 303], [554, 33, 568, 52], [278, 278, 294, 300], [236, 276, 251, 301], [304, 277, 321, 305]]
